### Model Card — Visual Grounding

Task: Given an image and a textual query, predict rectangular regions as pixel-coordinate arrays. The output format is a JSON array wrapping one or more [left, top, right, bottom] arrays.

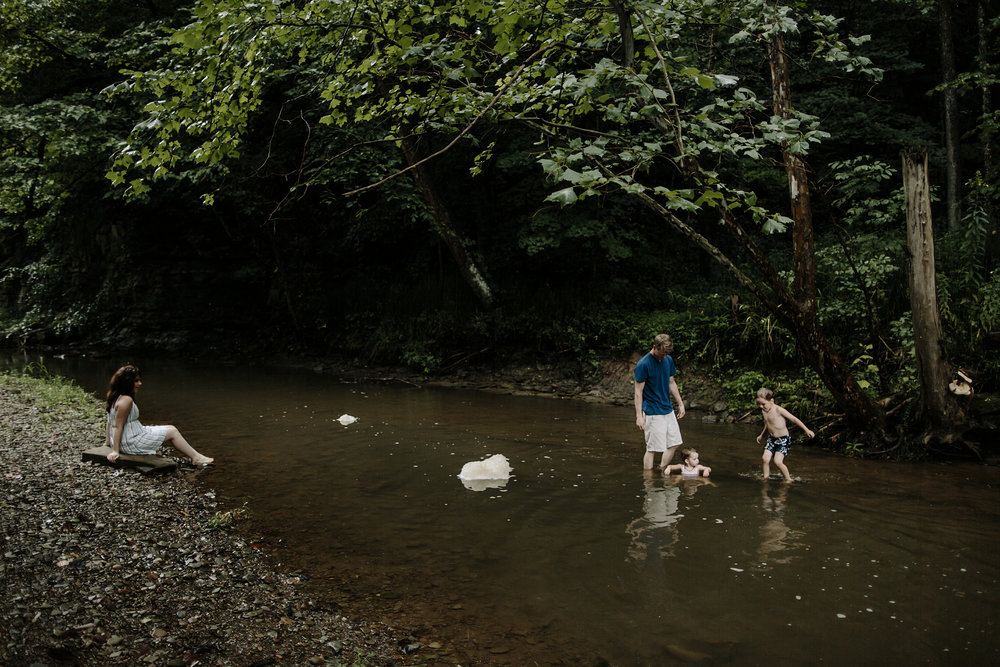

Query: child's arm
[[662, 464, 683, 474], [756, 426, 767, 444], [700, 465, 711, 477], [779, 406, 814, 439]]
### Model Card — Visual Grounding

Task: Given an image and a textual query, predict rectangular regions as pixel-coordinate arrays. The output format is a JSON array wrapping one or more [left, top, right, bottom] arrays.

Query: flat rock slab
[[82, 446, 178, 475]]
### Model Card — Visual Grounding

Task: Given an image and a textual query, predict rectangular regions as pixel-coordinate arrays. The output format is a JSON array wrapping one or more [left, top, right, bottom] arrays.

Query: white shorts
[[643, 412, 683, 452]]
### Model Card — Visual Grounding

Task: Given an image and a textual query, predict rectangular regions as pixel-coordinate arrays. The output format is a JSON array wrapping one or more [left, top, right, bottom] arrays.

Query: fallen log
[[82, 446, 177, 474]]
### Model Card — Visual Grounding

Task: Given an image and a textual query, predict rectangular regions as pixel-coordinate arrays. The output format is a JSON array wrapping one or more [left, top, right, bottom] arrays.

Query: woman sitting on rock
[[105, 365, 213, 466]]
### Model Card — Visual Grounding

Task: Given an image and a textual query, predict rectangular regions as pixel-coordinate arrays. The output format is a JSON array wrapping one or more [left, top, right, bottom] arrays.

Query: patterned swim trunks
[[765, 434, 792, 456]]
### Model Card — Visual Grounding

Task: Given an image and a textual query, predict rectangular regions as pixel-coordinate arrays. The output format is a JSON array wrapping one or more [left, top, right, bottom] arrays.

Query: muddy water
[[11, 355, 999, 664]]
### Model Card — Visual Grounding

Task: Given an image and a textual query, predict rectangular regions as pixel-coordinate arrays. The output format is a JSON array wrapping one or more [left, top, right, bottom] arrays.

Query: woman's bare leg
[[163, 426, 213, 464]]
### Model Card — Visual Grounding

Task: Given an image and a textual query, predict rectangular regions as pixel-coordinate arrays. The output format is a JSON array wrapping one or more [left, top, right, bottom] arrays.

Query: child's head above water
[[681, 448, 699, 466], [755, 387, 774, 410]]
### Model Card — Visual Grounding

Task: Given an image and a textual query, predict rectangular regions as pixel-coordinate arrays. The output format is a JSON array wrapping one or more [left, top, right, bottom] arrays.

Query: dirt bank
[[0, 373, 430, 666]]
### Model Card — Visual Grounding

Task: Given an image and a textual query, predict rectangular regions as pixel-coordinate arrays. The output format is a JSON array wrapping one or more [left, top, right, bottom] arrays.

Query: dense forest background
[[1, 0, 997, 455]]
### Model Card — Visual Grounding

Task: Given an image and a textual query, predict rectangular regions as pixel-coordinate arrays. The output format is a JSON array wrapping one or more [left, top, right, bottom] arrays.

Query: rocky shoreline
[[0, 373, 427, 666]]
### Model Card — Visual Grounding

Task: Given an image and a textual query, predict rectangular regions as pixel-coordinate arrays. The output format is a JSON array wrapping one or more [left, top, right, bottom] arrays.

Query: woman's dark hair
[[105, 365, 141, 412]]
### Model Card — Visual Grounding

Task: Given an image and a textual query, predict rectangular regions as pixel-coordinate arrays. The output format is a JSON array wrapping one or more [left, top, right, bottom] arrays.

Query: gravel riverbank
[[0, 373, 427, 667]]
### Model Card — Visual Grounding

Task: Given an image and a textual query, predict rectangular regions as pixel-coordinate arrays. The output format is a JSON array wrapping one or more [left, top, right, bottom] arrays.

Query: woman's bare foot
[[191, 455, 214, 466]]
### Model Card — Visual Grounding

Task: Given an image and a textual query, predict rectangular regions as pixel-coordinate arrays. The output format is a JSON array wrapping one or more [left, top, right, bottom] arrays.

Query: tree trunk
[[400, 138, 494, 309], [765, 32, 874, 429], [769, 31, 817, 321], [980, 0, 993, 188], [902, 147, 962, 426], [610, 0, 635, 69], [939, 0, 962, 231]]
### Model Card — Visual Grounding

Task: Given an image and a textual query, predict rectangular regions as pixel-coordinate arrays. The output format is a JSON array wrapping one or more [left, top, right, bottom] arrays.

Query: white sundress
[[107, 400, 169, 455]]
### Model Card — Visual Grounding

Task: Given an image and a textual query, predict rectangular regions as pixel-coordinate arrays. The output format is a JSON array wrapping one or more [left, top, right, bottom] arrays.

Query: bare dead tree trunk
[[769, 31, 817, 321], [902, 148, 962, 426], [400, 138, 493, 309], [939, 0, 962, 230]]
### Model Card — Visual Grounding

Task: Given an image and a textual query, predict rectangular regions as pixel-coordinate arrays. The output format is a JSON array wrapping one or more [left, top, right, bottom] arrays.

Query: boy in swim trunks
[[755, 387, 814, 482]]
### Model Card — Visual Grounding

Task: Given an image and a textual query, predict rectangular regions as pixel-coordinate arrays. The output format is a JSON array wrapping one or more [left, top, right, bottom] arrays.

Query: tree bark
[[400, 137, 493, 308], [939, 0, 962, 230], [762, 32, 877, 430], [980, 0, 993, 189], [902, 147, 961, 426], [769, 31, 817, 321], [610, 0, 635, 69]]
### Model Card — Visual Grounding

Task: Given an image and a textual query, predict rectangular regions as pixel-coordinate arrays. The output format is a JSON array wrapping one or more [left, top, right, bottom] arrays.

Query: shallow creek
[[12, 355, 999, 665]]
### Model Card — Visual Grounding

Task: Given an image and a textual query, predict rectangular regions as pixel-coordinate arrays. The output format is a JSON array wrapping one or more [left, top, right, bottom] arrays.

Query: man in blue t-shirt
[[634, 333, 686, 470]]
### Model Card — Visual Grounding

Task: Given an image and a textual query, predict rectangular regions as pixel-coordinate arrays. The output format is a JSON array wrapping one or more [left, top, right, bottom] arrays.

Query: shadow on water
[[7, 353, 999, 665]]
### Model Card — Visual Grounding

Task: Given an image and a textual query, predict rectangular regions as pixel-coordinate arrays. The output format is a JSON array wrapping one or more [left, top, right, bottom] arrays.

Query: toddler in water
[[662, 448, 711, 477], [755, 387, 814, 482]]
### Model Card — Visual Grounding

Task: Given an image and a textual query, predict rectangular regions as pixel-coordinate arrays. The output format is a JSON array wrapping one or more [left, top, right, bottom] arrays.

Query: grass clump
[[205, 503, 251, 532], [1, 362, 98, 423]]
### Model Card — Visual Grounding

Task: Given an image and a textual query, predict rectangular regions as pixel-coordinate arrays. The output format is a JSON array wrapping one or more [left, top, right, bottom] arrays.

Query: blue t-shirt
[[634, 353, 676, 415]]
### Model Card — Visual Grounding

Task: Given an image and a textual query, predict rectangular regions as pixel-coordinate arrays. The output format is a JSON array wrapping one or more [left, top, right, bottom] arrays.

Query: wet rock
[[400, 640, 422, 654]]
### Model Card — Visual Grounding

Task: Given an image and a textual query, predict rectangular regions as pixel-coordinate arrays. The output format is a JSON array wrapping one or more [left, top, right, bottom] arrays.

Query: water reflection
[[756, 482, 803, 566], [626, 472, 716, 562], [459, 478, 510, 492]]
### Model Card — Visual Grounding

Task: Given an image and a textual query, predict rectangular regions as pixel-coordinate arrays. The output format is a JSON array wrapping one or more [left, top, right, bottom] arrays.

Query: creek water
[[7, 353, 998, 665]]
